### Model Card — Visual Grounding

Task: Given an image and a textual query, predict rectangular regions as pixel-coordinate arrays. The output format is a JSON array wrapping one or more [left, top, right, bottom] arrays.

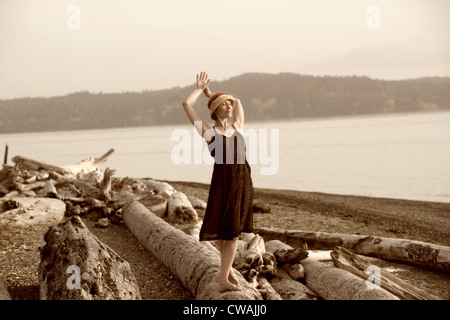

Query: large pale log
[[38, 216, 141, 300], [11, 155, 69, 175], [257, 277, 282, 300], [139, 194, 167, 218], [61, 148, 114, 176], [0, 198, 65, 227], [257, 227, 450, 273], [269, 269, 318, 300], [122, 201, 262, 300], [182, 221, 220, 255], [331, 246, 441, 300], [301, 258, 399, 300], [167, 192, 198, 224], [140, 179, 176, 199]]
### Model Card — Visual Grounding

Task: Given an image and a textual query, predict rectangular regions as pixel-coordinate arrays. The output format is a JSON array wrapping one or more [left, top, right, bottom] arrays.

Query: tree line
[[1, 73, 449, 134]]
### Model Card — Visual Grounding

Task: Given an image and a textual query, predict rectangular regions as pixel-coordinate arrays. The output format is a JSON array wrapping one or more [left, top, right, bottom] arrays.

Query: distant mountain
[[1, 73, 449, 134]]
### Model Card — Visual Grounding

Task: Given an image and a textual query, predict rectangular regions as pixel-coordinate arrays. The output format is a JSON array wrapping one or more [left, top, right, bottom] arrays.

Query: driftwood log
[[0, 197, 66, 227], [0, 277, 11, 300], [265, 239, 399, 300], [140, 178, 176, 199], [62, 148, 115, 177], [38, 216, 141, 300], [265, 239, 307, 280], [139, 194, 167, 218], [232, 234, 281, 299], [167, 191, 198, 224], [301, 258, 399, 300], [1, 150, 176, 228], [264, 240, 318, 300], [12, 155, 69, 175], [331, 246, 441, 300], [269, 269, 318, 300], [257, 227, 450, 273], [122, 201, 262, 300], [100, 167, 116, 202], [257, 276, 282, 300]]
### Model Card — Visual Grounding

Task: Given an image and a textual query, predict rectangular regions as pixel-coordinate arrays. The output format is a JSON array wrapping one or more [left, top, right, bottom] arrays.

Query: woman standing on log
[[182, 72, 254, 292]]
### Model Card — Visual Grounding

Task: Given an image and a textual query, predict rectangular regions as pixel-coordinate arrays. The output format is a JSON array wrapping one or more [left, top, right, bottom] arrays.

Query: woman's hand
[[196, 72, 210, 91]]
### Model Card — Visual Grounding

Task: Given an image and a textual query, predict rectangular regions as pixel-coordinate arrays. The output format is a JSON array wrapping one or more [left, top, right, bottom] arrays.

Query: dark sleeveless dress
[[199, 125, 254, 241]]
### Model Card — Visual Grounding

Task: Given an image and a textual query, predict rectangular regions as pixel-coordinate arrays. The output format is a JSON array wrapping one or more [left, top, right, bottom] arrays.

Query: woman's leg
[[217, 240, 239, 286], [218, 237, 242, 292]]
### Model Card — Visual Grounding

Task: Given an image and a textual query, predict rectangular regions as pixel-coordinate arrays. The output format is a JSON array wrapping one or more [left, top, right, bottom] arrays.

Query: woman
[[182, 72, 254, 292]]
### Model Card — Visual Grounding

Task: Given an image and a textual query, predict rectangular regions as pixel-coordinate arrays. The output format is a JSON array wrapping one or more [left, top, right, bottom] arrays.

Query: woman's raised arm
[[232, 98, 244, 130], [182, 72, 212, 137]]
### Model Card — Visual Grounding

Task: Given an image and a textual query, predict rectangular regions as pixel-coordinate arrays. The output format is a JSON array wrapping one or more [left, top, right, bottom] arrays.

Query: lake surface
[[2, 111, 450, 203]]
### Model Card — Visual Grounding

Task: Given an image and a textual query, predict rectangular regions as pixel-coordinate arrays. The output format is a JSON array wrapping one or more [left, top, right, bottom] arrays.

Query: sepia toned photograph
[[1, 0, 449, 309]]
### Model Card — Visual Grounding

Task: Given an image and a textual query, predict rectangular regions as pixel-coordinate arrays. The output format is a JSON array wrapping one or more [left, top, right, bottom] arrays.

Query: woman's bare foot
[[218, 280, 242, 292], [228, 271, 240, 287]]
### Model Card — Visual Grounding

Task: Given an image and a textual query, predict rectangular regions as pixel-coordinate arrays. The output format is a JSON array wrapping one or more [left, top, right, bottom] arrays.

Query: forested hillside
[[1, 73, 449, 133]]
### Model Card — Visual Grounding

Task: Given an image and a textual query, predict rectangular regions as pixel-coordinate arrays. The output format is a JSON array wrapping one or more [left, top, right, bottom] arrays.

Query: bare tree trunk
[[122, 201, 262, 300], [301, 258, 399, 300], [38, 216, 141, 300], [257, 227, 450, 273], [12, 155, 68, 175], [331, 246, 441, 300]]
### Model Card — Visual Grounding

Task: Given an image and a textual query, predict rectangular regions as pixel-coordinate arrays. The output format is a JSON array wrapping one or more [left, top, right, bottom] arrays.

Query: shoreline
[[165, 180, 450, 247]]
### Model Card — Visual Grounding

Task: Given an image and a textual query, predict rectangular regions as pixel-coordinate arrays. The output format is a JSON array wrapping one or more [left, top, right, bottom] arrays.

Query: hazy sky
[[1, 0, 449, 100]]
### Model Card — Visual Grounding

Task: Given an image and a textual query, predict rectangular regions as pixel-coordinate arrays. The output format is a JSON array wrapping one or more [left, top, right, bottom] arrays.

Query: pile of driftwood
[[1, 148, 448, 300], [0, 148, 184, 227], [228, 233, 444, 300]]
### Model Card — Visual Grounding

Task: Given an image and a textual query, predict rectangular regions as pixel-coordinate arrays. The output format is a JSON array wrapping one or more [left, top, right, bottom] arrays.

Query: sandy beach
[[1, 180, 449, 300]]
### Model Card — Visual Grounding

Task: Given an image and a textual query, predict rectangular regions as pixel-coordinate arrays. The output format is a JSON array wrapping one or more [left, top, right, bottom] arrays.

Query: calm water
[[2, 111, 450, 203]]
